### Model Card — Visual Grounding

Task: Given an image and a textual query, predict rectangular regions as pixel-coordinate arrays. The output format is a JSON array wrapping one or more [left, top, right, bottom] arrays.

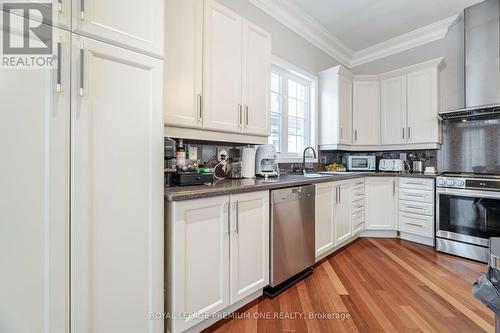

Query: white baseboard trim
[[399, 232, 434, 247], [359, 230, 398, 238]]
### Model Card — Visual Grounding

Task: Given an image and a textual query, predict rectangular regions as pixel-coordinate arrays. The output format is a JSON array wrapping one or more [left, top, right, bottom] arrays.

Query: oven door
[[436, 188, 500, 246]]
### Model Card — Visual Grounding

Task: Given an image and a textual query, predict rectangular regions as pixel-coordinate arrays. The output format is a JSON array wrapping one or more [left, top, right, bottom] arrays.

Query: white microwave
[[347, 155, 376, 171]]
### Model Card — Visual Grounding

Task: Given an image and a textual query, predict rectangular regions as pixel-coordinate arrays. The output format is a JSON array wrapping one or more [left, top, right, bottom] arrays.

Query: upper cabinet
[[319, 66, 353, 147], [164, 0, 271, 141], [3, 0, 72, 29], [72, 0, 164, 57], [319, 58, 442, 151], [352, 78, 380, 146]]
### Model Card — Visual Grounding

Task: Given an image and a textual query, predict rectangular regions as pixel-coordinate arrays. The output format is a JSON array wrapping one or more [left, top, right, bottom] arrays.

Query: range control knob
[[456, 180, 465, 186], [437, 179, 446, 186], [446, 180, 454, 186]]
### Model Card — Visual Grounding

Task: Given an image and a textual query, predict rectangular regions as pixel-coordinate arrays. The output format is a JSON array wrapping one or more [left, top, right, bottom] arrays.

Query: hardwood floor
[[206, 238, 495, 333]]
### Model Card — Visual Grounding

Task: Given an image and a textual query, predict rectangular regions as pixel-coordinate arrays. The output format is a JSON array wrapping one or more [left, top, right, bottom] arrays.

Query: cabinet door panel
[[230, 191, 269, 303], [339, 76, 353, 144], [164, 0, 203, 128], [0, 25, 70, 333], [353, 80, 380, 145], [203, 0, 242, 133], [242, 20, 271, 136], [335, 183, 352, 244], [170, 197, 230, 333], [72, 0, 163, 56], [407, 68, 439, 143], [365, 178, 398, 230], [315, 183, 335, 258], [71, 35, 163, 333], [381, 75, 407, 145]]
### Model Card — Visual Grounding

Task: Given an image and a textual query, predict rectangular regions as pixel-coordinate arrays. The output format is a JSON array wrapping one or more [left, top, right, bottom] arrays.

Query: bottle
[[176, 139, 186, 167]]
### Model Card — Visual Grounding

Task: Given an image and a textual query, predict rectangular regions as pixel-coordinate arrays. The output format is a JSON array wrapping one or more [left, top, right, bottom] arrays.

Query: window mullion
[[281, 74, 288, 154]]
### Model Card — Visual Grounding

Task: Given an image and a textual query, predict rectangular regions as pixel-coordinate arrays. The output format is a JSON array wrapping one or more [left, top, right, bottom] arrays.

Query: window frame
[[270, 56, 318, 163]]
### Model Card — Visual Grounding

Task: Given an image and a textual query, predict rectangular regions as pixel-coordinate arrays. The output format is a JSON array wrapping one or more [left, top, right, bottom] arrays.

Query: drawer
[[352, 193, 365, 203], [352, 187, 365, 197], [399, 200, 434, 216], [352, 200, 364, 214], [399, 188, 434, 203], [352, 179, 365, 187], [399, 178, 434, 191], [352, 210, 364, 223], [399, 212, 433, 237]]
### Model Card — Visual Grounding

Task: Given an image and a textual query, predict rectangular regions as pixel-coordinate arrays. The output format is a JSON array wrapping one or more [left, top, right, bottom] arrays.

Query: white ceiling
[[290, 0, 483, 51]]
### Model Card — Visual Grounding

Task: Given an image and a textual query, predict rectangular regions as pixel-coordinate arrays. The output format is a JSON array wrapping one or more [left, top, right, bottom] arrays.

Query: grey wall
[[351, 16, 466, 112], [215, 0, 339, 74]]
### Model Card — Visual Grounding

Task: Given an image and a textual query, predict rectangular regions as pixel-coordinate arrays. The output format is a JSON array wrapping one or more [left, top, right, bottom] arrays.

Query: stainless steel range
[[436, 173, 500, 262]]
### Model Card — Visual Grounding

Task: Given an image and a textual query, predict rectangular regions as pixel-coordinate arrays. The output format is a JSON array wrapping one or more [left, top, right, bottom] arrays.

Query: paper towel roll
[[241, 147, 256, 179]]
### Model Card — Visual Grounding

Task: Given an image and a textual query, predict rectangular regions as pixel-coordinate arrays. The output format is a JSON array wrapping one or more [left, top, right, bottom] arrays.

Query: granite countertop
[[164, 172, 438, 201]]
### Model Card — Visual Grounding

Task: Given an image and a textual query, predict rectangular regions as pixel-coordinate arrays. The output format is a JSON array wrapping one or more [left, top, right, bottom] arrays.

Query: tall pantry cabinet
[[0, 2, 164, 333]]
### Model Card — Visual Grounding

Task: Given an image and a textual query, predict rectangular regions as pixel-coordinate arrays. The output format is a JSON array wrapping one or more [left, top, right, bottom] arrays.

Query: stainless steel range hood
[[440, 0, 500, 120]]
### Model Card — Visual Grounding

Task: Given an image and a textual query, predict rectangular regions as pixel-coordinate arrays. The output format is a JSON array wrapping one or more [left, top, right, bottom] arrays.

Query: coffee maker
[[255, 145, 278, 176]]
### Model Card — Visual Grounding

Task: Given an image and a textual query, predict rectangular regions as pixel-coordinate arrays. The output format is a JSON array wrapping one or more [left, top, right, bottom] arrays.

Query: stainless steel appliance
[[225, 161, 242, 179], [347, 155, 376, 171], [379, 159, 404, 172], [436, 173, 500, 262], [267, 185, 315, 296], [255, 145, 278, 177], [440, 0, 500, 120]]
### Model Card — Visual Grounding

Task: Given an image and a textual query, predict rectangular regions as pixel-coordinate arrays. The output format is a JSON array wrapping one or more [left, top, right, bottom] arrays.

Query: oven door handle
[[436, 187, 500, 200]]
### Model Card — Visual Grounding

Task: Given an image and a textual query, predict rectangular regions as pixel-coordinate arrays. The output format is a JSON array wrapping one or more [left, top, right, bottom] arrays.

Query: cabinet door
[[339, 76, 353, 144], [170, 196, 230, 333], [72, 0, 164, 56], [2, 0, 71, 29], [315, 183, 335, 258], [381, 75, 407, 144], [242, 20, 271, 136], [230, 191, 269, 304], [203, 0, 242, 133], [71, 35, 163, 333], [335, 182, 352, 244], [0, 25, 70, 333], [164, 0, 203, 128], [365, 178, 398, 230], [407, 68, 439, 143], [353, 80, 380, 145]]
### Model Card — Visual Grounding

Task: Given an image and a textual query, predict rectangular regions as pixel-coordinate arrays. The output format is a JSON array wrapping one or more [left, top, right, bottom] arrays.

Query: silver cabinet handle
[[406, 222, 423, 228], [226, 202, 230, 235], [197, 94, 202, 121], [406, 205, 424, 210], [56, 37, 62, 92], [402, 127, 405, 140], [79, 43, 84, 96], [57, 0, 62, 12], [393, 180, 396, 196], [238, 104, 242, 126], [245, 105, 249, 126], [355, 129, 358, 142], [405, 193, 425, 198], [335, 186, 338, 204], [80, 0, 85, 20], [235, 201, 239, 234], [408, 127, 411, 139], [339, 187, 341, 204], [340, 127, 343, 140]]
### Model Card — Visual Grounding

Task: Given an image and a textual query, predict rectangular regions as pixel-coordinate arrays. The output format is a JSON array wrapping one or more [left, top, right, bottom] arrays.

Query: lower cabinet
[[365, 177, 398, 230], [167, 191, 269, 333], [315, 183, 336, 257], [335, 181, 353, 244]]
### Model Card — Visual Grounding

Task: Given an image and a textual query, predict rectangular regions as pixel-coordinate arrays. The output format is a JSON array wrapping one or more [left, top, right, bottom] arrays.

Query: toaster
[[379, 159, 404, 172]]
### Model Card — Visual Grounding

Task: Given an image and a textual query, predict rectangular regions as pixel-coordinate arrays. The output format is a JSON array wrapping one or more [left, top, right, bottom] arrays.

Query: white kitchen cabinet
[[229, 191, 269, 303], [319, 65, 353, 148], [3, 0, 72, 29], [315, 183, 335, 258], [335, 181, 353, 244], [164, 0, 204, 128], [365, 177, 398, 230], [380, 75, 407, 145], [203, 0, 243, 133], [407, 67, 439, 144], [241, 20, 272, 136], [351, 179, 365, 235], [71, 0, 164, 56], [71, 35, 163, 333], [168, 196, 230, 333], [352, 79, 380, 145], [0, 25, 71, 333]]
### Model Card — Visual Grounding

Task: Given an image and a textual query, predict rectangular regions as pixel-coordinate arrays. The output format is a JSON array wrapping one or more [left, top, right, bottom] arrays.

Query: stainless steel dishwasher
[[266, 184, 315, 296]]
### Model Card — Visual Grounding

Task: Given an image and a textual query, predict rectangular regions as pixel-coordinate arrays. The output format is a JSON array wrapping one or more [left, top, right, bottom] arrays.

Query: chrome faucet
[[302, 146, 317, 175]]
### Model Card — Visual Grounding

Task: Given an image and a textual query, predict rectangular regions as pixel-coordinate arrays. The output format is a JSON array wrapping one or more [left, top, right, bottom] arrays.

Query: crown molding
[[350, 15, 459, 67], [249, 0, 458, 69], [248, 0, 353, 66]]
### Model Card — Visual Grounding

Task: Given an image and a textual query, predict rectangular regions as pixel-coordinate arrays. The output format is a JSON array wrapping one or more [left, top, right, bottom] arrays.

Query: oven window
[[439, 194, 500, 239], [351, 158, 368, 168]]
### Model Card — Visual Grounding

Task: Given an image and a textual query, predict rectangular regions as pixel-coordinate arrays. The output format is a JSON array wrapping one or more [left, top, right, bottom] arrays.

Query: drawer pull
[[406, 205, 424, 210], [405, 193, 426, 198], [406, 222, 423, 228]]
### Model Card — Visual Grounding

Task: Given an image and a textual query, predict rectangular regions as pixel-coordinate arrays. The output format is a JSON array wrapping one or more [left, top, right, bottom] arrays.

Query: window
[[269, 58, 317, 162]]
